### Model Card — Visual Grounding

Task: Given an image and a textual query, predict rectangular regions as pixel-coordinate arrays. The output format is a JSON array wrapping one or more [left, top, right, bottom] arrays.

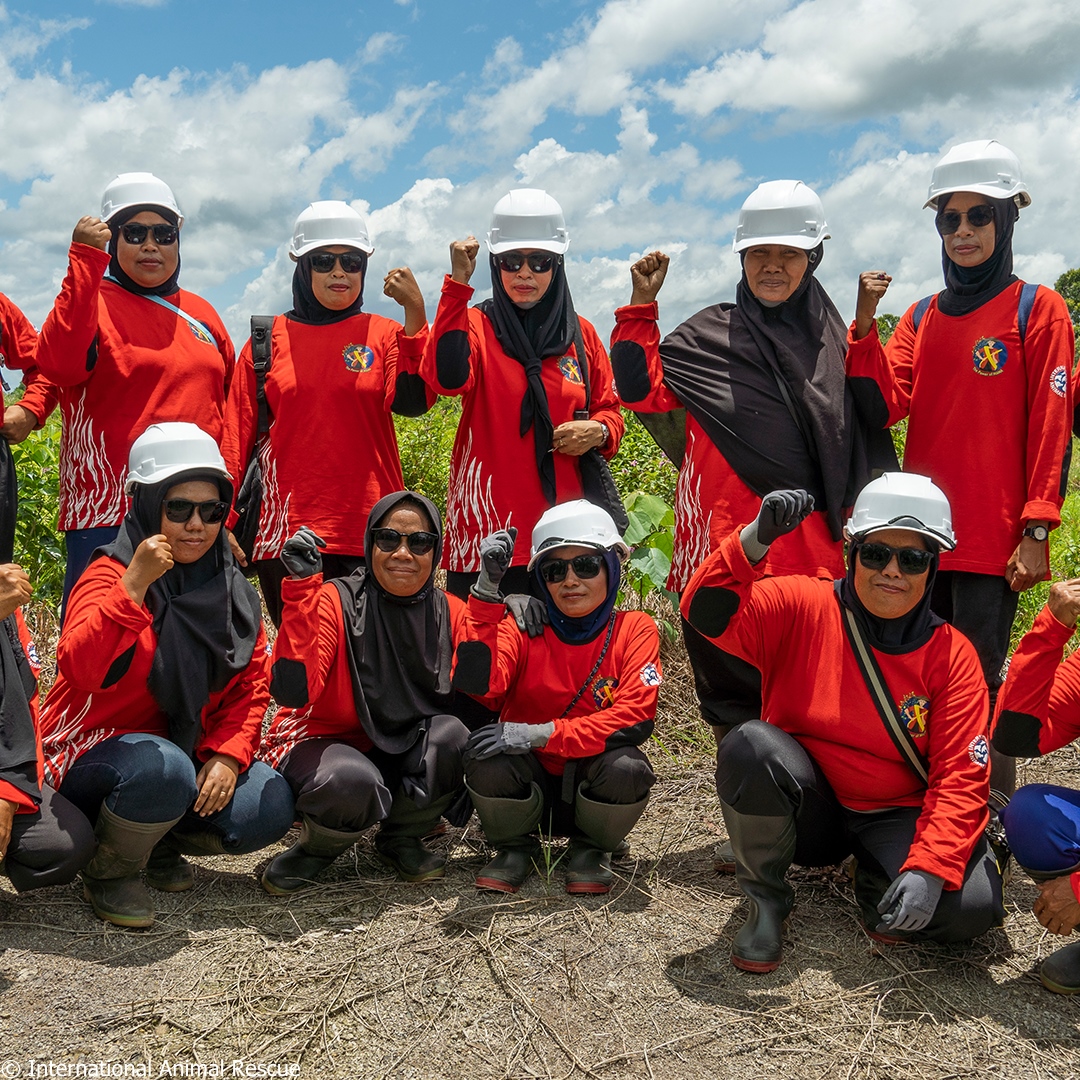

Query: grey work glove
[[505, 593, 549, 638], [875, 869, 944, 934], [280, 526, 327, 579], [464, 720, 555, 761], [741, 489, 815, 563], [471, 526, 518, 602]]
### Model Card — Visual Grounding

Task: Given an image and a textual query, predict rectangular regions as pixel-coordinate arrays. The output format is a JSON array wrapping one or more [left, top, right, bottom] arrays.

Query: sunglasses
[[497, 252, 555, 274], [857, 542, 933, 575], [163, 499, 229, 525], [120, 223, 178, 246], [935, 204, 995, 236], [371, 528, 438, 556], [539, 553, 605, 583], [309, 251, 366, 274]]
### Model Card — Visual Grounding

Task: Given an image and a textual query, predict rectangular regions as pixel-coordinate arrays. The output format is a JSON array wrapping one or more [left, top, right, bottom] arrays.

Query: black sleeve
[[391, 372, 430, 417]]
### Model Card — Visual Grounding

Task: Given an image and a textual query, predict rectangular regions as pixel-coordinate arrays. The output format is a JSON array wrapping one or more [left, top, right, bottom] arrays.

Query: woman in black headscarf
[[681, 475, 1004, 973], [41, 423, 295, 929], [611, 180, 895, 739], [222, 200, 431, 628], [419, 188, 624, 601], [260, 490, 472, 893]]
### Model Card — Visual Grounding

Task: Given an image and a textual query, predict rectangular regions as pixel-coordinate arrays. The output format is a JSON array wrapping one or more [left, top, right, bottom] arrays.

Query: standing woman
[[33, 173, 236, 615], [222, 201, 431, 626], [41, 423, 294, 928], [611, 181, 894, 736], [420, 189, 623, 599]]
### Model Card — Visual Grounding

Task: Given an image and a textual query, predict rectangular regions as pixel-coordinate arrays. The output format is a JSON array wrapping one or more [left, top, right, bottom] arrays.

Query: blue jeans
[[62, 527, 120, 624], [58, 733, 294, 855]]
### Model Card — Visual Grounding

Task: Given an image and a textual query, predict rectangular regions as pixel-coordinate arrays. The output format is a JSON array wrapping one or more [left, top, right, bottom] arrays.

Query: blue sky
[[1, 0, 1079, 348]]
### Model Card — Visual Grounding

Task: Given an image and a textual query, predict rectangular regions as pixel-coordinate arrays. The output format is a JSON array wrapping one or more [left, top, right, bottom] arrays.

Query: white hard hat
[[124, 422, 230, 495], [732, 180, 830, 253], [845, 472, 956, 551], [923, 140, 1030, 211], [289, 201, 375, 260], [527, 499, 630, 570], [101, 172, 184, 226], [487, 188, 570, 255]]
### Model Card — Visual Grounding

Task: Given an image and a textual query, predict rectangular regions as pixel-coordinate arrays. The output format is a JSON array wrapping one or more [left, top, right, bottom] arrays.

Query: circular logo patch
[[558, 354, 584, 384], [343, 343, 375, 372], [972, 338, 1007, 376], [899, 692, 930, 739], [968, 735, 989, 768], [592, 676, 619, 709], [639, 662, 661, 688], [1051, 365, 1069, 398]]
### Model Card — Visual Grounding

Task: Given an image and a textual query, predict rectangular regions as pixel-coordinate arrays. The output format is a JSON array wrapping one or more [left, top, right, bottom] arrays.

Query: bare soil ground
[[2, 622, 1079, 1079]]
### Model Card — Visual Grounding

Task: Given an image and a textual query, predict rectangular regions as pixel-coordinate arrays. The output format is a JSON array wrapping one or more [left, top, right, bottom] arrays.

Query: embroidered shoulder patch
[[558, 354, 584, 384], [639, 662, 661, 687], [898, 692, 930, 739], [968, 734, 989, 768], [1051, 365, 1068, 398], [343, 343, 375, 372], [972, 338, 1007, 376]]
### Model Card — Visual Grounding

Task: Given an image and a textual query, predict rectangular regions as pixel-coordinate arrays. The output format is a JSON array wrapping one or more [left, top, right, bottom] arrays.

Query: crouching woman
[[462, 501, 659, 895], [41, 423, 295, 927], [682, 474, 1004, 972]]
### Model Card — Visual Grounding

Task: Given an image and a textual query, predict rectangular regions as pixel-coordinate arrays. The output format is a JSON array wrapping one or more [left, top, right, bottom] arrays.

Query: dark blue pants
[[1002, 784, 1080, 876]]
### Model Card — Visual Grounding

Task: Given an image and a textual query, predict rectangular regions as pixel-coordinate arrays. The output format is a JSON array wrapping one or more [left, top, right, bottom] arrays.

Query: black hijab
[[836, 537, 943, 653], [286, 251, 368, 325], [936, 194, 1019, 317], [658, 247, 895, 541], [332, 490, 454, 755], [477, 254, 576, 505], [534, 548, 622, 645], [0, 439, 40, 806], [106, 204, 182, 298], [95, 469, 261, 755]]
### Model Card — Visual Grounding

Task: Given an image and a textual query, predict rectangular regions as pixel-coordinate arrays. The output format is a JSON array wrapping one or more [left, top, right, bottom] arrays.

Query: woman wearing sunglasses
[[222, 201, 430, 627], [40, 423, 294, 928], [31, 173, 236, 620], [420, 188, 623, 600], [848, 140, 1075, 798], [461, 500, 659, 895], [259, 491, 471, 891], [682, 473, 1004, 972]]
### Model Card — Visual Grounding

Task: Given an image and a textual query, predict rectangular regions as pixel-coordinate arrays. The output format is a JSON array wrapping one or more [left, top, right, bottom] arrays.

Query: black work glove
[[464, 721, 555, 760], [472, 526, 518, 601], [741, 490, 814, 562], [505, 593, 549, 638], [280, 526, 327, 579]]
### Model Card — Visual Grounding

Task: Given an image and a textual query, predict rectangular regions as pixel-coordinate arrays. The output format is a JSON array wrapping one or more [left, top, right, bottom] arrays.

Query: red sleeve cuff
[[467, 594, 507, 623], [614, 302, 659, 322], [1071, 871, 1080, 905], [441, 275, 474, 300]]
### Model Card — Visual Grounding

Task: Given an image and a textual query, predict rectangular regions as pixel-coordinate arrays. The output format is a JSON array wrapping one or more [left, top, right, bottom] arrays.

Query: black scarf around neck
[[95, 469, 261, 755], [286, 252, 368, 326], [106, 205, 182, 298], [333, 490, 453, 755], [937, 195, 1019, 317], [477, 254, 575, 505]]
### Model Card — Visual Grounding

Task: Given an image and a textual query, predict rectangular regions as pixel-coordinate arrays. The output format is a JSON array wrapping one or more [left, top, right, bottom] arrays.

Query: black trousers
[[255, 553, 366, 628], [717, 721, 1005, 943], [3, 782, 95, 893], [682, 614, 762, 732]]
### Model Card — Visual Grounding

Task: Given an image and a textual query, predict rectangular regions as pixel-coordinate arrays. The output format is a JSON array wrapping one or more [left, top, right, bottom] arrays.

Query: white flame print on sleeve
[[669, 443, 713, 592], [253, 437, 292, 561], [259, 705, 313, 770], [41, 697, 116, 788], [61, 389, 125, 529], [444, 428, 504, 572]]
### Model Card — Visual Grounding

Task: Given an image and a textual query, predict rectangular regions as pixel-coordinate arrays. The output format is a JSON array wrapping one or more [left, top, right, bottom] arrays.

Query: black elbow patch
[[610, 341, 651, 404], [604, 719, 654, 750], [1060, 440, 1072, 500], [101, 644, 136, 689], [86, 334, 99, 373], [391, 372, 429, 417], [991, 710, 1042, 757], [271, 658, 309, 708], [435, 330, 470, 389], [452, 641, 491, 696], [685, 586, 740, 639], [847, 374, 890, 430]]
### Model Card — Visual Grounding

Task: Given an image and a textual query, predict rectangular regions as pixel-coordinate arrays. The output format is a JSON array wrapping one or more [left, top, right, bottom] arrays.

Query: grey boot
[[1040, 941, 1080, 995], [82, 805, 184, 928], [566, 789, 648, 895], [375, 791, 456, 883], [166, 829, 228, 856], [469, 782, 544, 893], [145, 837, 194, 893], [720, 799, 796, 973], [261, 816, 365, 896]]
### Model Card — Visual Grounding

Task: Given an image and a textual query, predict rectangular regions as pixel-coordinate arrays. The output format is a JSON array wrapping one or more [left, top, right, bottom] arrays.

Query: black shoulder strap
[[836, 596, 930, 786], [1018, 282, 1038, 341], [250, 315, 274, 437], [571, 316, 591, 420]]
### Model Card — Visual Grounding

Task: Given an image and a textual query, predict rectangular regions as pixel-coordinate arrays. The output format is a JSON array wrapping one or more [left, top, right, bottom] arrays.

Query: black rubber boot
[[82, 806, 184, 928], [1039, 941, 1080, 994], [720, 799, 796, 973], [167, 829, 227, 855], [261, 816, 365, 896], [375, 792, 456, 883], [566, 789, 648, 895], [145, 838, 194, 893], [468, 782, 544, 893]]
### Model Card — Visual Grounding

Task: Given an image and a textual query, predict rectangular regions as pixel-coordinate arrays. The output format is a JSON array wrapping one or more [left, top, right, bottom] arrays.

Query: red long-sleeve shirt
[[33, 243, 235, 530], [420, 276, 623, 572], [221, 314, 431, 560], [463, 596, 660, 776], [0, 610, 45, 813], [40, 557, 269, 786], [610, 302, 844, 590], [846, 283, 1074, 575], [682, 529, 990, 889]]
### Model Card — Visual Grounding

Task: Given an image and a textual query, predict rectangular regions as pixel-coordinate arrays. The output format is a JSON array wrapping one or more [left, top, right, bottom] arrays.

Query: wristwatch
[[598, 422, 610, 448], [1022, 525, 1049, 542]]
